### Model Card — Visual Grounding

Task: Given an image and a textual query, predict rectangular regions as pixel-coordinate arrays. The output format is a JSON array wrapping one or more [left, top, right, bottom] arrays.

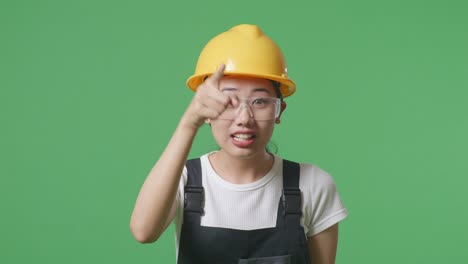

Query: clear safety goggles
[[216, 97, 281, 121]]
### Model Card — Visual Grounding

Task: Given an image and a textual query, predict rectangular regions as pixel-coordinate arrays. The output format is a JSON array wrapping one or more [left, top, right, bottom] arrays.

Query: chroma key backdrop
[[1, 0, 467, 263]]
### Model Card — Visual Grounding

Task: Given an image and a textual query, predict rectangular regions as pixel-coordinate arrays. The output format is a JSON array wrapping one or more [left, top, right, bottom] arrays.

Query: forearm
[[130, 118, 198, 243], [130, 64, 229, 243]]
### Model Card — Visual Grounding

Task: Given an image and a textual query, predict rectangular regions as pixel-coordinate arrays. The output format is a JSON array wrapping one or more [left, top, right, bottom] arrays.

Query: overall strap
[[282, 159, 302, 228], [184, 158, 204, 224]]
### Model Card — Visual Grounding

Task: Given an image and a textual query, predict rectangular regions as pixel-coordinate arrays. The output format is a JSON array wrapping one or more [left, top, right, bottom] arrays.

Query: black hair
[[267, 81, 282, 154], [270, 81, 283, 101]]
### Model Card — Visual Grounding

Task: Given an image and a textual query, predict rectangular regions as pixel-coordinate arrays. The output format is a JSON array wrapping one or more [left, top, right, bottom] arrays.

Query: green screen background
[[1, 0, 467, 263]]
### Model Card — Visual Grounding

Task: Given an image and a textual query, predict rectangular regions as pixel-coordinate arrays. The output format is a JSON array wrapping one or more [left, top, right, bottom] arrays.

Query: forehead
[[219, 76, 275, 95]]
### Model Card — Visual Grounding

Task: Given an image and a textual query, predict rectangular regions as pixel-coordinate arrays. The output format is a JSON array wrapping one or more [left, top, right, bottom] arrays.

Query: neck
[[208, 150, 274, 184]]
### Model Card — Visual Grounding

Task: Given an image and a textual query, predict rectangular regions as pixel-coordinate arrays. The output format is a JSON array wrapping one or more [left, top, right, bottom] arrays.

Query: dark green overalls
[[177, 158, 312, 264]]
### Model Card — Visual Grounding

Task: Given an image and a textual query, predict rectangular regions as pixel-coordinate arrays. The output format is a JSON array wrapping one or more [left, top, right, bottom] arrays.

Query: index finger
[[204, 64, 225, 86]]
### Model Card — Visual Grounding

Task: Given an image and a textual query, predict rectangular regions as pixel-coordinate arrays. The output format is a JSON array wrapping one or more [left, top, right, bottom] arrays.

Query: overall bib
[[177, 158, 312, 264]]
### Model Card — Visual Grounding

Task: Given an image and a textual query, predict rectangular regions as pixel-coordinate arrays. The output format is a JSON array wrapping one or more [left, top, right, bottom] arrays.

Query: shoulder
[[299, 162, 336, 186], [184, 152, 214, 174], [279, 157, 336, 186], [279, 157, 339, 197]]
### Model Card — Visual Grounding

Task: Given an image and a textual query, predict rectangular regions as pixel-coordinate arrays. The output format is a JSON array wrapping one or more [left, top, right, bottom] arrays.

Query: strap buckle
[[184, 186, 204, 214], [282, 188, 302, 216]]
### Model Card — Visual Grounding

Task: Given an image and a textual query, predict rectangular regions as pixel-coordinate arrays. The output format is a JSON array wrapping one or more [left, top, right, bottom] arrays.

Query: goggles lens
[[216, 97, 281, 121]]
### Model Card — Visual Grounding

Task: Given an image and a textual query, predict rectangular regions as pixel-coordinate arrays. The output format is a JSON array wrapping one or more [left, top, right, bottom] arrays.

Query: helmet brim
[[186, 72, 296, 98]]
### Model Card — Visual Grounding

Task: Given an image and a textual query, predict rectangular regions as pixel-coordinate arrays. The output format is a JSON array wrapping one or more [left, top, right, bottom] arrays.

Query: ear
[[275, 101, 287, 124]]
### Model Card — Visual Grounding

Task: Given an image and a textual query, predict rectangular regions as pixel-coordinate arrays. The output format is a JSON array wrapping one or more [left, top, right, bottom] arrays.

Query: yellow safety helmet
[[186, 24, 296, 98]]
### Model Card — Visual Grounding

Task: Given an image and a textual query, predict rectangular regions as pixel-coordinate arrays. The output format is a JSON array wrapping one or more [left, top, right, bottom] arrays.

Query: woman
[[130, 24, 348, 264]]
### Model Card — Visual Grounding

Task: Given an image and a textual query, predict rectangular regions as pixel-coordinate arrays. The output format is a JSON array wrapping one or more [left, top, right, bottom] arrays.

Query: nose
[[234, 103, 254, 125]]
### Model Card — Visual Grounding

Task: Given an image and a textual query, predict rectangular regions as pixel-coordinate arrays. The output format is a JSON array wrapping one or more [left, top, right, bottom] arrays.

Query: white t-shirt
[[174, 152, 348, 253]]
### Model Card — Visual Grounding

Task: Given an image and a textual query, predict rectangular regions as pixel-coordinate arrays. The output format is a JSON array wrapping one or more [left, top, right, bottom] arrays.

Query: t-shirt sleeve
[[300, 164, 349, 237], [174, 166, 188, 250], [175, 166, 187, 221]]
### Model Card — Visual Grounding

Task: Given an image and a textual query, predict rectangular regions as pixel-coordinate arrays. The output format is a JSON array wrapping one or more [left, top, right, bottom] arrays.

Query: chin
[[222, 144, 266, 160]]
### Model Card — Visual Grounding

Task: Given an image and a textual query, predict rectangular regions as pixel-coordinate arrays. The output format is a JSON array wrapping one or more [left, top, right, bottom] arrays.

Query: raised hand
[[181, 64, 238, 129]]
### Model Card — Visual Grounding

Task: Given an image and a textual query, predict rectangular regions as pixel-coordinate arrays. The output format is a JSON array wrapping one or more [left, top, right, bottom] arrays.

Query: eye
[[252, 98, 267, 105], [251, 98, 272, 109]]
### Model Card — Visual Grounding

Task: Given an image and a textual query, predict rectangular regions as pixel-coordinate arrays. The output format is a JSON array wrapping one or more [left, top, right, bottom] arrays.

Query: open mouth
[[231, 133, 256, 141]]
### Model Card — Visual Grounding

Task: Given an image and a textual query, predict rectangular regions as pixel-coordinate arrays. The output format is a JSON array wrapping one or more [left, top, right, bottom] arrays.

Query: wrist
[[178, 116, 202, 133]]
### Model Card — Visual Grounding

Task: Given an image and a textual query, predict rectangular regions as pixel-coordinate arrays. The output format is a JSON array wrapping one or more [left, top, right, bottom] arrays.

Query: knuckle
[[221, 96, 230, 105]]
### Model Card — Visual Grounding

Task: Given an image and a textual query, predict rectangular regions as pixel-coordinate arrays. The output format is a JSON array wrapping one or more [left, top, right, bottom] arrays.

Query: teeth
[[233, 134, 254, 140]]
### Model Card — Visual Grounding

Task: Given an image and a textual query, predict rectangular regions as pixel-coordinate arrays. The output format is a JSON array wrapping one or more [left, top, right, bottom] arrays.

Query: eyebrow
[[221, 87, 238, 92]]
